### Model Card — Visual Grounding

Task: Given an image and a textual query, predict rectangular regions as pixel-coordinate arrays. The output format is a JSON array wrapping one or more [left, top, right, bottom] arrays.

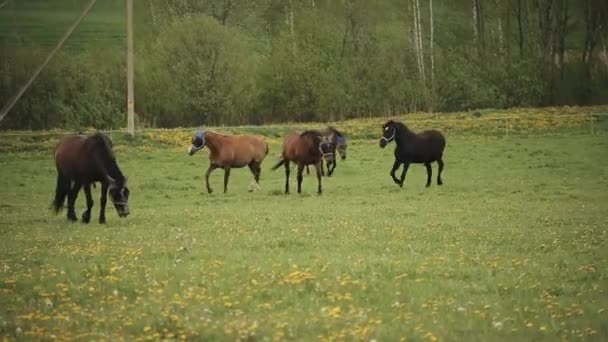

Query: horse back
[[281, 133, 319, 165], [54, 134, 113, 182], [211, 134, 267, 167]]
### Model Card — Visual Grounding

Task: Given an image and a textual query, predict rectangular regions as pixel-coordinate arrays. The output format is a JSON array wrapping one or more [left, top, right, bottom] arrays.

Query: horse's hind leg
[[425, 162, 432, 187], [284, 161, 291, 194], [248, 162, 262, 192], [297, 164, 305, 194], [81, 184, 93, 224], [437, 158, 444, 185], [223, 167, 231, 194], [67, 181, 82, 222]]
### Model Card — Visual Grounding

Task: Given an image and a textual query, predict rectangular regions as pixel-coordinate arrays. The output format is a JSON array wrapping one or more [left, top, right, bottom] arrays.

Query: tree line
[[1, 0, 607, 130]]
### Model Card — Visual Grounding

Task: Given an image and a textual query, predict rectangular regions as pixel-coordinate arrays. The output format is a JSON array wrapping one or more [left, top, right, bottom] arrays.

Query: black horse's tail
[[271, 158, 285, 171], [52, 172, 70, 213]]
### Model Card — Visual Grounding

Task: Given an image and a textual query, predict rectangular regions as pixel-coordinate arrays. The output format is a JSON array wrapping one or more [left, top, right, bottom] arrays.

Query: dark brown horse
[[271, 130, 333, 194], [53, 133, 130, 224], [306, 126, 348, 176], [379, 120, 446, 188], [188, 130, 269, 193]]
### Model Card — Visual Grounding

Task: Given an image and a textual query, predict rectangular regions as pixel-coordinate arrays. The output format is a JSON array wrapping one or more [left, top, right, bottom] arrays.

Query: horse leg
[[327, 149, 337, 176], [99, 182, 108, 224], [315, 162, 323, 194], [306, 165, 310, 175], [205, 164, 218, 194], [81, 184, 93, 224], [284, 161, 291, 194], [67, 181, 82, 222], [437, 158, 444, 185], [297, 164, 305, 194], [399, 162, 410, 188], [328, 158, 336, 177], [248, 162, 261, 192], [425, 162, 432, 188], [390, 159, 401, 185], [223, 166, 231, 193]]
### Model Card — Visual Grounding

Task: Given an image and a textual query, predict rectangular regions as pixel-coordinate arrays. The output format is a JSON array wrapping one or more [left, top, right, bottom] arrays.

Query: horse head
[[335, 134, 347, 160], [188, 131, 207, 155], [107, 175, 130, 218], [379, 120, 398, 148]]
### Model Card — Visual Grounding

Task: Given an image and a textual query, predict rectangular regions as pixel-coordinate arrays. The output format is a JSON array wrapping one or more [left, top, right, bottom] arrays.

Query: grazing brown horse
[[188, 130, 269, 193], [271, 130, 334, 194], [379, 120, 446, 188], [53, 133, 130, 224], [306, 126, 348, 176]]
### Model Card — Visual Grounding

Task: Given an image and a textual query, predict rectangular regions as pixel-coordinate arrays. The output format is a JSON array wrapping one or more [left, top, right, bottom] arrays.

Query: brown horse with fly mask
[[271, 130, 334, 194], [188, 130, 269, 193], [53, 133, 130, 224]]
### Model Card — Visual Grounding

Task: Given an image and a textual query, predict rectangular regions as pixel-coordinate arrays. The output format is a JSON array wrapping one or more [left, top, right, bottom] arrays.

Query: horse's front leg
[[399, 162, 411, 188], [81, 184, 93, 224], [99, 182, 108, 224], [67, 181, 82, 222], [223, 166, 231, 193], [315, 162, 323, 194], [205, 164, 218, 194], [390, 159, 401, 185], [296, 164, 305, 194], [327, 159, 336, 177]]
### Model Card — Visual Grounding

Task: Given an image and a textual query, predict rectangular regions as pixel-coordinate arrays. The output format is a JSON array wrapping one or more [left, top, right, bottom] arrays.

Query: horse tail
[[271, 158, 285, 171], [265, 142, 269, 156], [52, 172, 70, 213]]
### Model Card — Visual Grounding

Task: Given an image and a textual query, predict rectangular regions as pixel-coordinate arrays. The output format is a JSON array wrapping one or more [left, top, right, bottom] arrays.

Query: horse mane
[[88, 133, 115, 159], [300, 130, 322, 138], [384, 120, 411, 134], [86, 133, 125, 182]]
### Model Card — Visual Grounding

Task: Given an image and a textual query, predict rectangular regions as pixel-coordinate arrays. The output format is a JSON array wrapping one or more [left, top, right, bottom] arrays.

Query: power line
[[0, 0, 98, 124]]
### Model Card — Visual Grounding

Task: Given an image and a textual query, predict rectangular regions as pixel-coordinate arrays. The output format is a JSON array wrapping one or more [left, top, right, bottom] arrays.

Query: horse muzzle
[[188, 145, 202, 156], [379, 139, 388, 148], [115, 205, 130, 217]]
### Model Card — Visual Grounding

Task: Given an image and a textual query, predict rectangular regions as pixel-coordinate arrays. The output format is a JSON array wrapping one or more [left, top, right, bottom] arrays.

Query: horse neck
[[395, 125, 416, 146], [90, 137, 124, 183], [104, 158, 125, 182], [203, 131, 222, 153]]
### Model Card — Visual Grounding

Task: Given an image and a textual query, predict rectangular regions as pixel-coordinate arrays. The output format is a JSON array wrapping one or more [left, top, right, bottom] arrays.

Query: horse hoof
[[207, 189, 213, 194], [81, 213, 91, 224], [99, 218, 106, 224], [438, 181, 443, 186]]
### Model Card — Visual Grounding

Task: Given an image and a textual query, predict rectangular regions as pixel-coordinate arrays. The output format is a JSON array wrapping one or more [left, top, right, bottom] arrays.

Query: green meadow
[[1, 129, 607, 340]]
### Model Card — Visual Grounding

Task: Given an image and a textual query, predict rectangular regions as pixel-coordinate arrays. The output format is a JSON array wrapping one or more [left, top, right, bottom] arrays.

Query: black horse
[[379, 120, 446, 188], [53, 133, 130, 223]]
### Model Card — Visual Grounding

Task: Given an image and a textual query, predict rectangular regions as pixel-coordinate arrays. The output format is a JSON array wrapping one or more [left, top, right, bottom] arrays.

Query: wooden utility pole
[[127, 0, 135, 135]]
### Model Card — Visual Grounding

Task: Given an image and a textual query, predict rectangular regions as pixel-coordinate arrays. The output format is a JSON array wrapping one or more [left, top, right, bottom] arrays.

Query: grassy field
[[1, 130, 607, 341]]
